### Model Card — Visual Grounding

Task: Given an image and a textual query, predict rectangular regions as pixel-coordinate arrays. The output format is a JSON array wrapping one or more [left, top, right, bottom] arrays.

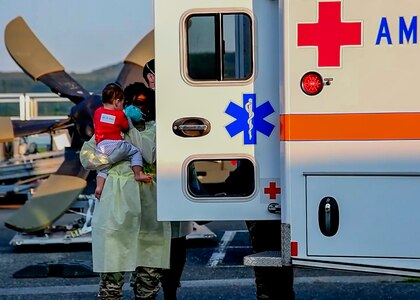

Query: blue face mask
[[124, 105, 143, 123]]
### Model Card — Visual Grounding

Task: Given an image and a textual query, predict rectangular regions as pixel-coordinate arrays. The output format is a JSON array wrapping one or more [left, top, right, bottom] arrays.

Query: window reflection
[[187, 159, 255, 198], [186, 13, 252, 81]]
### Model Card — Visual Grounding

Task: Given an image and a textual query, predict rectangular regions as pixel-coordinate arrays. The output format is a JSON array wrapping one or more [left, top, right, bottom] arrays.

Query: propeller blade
[[0, 117, 15, 142], [55, 147, 90, 178], [12, 118, 74, 138], [116, 29, 154, 88], [3, 18, 107, 234], [4, 17, 89, 104], [4, 174, 87, 233], [38, 71, 90, 104], [125, 29, 154, 67], [116, 63, 144, 89], [4, 147, 91, 233], [5, 16, 63, 80]]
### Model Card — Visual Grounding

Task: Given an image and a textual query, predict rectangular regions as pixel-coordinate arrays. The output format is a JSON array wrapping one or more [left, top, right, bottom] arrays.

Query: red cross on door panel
[[297, 1, 362, 67], [264, 182, 281, 200]]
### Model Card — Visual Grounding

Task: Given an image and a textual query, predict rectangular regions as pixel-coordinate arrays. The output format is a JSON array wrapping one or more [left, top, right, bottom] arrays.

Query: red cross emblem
[[264, 182, 281, 200], [297, 1, 362, 67]]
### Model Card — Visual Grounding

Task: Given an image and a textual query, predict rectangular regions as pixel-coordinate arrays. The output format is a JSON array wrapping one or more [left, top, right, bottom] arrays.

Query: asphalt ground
[[1, 209, 420, 299]]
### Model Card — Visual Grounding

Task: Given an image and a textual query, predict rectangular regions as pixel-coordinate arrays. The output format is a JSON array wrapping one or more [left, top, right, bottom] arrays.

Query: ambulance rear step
[[244, 251, 283, 267], [243, 223, 290, 267]]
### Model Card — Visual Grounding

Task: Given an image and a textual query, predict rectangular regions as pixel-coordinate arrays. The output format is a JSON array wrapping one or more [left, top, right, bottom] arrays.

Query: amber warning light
[[300, 71, 324, 96]]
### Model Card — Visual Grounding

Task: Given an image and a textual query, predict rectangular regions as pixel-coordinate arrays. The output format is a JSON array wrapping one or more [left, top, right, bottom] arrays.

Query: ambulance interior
[[188, 159, 255, 198]]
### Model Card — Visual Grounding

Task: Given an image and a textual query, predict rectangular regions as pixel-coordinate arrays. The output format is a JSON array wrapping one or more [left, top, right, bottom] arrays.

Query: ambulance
[[154, 0, 420, 276]]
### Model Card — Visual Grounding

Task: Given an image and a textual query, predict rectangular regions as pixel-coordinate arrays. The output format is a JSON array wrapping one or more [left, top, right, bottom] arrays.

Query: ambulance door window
[[185, 12, 252, 82], [187, 158, 255, 199], [222, 14, 252, 80], [186, 15, 217, 80]]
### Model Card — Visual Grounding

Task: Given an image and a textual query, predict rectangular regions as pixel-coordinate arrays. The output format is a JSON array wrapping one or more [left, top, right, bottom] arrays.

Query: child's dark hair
[[102, 83, 124, 104]]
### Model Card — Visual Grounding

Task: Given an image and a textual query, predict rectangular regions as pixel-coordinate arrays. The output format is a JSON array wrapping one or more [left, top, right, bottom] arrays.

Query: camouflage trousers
[[130, 237, 187, 300], [98, 266, 162, 300]]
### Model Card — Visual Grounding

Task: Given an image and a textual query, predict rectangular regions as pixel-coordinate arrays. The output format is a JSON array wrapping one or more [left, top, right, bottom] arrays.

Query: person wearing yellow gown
[[80, 113, 171, 299]]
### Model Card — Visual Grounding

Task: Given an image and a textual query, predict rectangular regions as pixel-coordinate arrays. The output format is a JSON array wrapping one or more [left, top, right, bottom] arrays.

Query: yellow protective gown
[[80, 123, 171, 272]]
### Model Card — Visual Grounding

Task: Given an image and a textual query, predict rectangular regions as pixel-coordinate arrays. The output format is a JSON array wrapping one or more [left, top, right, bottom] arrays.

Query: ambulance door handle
[[173, 117, 211, 138], [178, 124, 207, 131], [325, 203, 331, 233], [318, 196, 339, 237]]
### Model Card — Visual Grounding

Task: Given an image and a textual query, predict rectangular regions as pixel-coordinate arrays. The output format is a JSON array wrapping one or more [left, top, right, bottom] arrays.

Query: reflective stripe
[[280, 112, 420, 141]]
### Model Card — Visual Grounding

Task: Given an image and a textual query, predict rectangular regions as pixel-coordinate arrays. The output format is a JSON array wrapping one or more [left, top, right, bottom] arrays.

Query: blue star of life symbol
[[225, 93, 275, 144]]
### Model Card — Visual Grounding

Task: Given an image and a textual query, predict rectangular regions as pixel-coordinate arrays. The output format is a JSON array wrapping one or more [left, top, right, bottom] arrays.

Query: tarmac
[[1, 210, 420, 300], [0, 275, 414, 299]]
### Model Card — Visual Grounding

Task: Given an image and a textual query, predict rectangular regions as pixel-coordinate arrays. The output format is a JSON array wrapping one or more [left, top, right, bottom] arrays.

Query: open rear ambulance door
[[155, 0, 282, 221], [285, 0, 420, 276]]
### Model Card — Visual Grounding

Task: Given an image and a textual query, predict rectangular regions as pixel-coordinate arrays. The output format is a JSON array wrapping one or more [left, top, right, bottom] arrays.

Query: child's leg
[[126, 143, 152, 183], [132, 165, 153, 183]]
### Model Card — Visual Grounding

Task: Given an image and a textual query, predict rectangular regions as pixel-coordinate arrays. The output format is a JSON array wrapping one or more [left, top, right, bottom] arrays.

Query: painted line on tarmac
[[207, 230, 249, 268], [208, 230, 236, 267], [0, 276, 405, 296]]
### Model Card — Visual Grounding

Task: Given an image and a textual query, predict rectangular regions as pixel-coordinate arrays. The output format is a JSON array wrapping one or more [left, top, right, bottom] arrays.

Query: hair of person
[[102, 82, 124, 104], [124, 82, 150, 106], [124, 82, 156, 122], [143, 59, 155, 82]]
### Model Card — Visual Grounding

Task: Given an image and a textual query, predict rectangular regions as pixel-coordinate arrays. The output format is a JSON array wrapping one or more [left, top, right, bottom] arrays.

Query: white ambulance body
[[154, 0, 420, 276]]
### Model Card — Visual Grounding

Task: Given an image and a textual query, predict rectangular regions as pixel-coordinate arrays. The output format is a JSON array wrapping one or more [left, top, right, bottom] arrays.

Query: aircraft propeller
[[3, 16, 154, 233]]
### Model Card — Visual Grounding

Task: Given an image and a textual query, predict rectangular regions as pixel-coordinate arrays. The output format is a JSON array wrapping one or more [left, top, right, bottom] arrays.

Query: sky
[[0, 0, 153, 73]]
